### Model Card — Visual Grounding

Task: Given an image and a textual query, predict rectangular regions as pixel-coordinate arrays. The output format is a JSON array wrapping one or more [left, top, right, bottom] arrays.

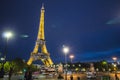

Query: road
[[0, 72, 119, 80]]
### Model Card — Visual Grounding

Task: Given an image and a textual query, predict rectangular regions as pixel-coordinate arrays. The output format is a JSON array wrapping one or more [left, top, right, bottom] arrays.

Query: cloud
[[77, 48, 120, 61], [106, 17, 120, 24]]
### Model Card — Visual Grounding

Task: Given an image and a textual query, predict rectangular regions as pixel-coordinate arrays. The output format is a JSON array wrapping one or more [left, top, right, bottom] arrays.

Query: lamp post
[[69, 54, 74, 75], [3, 31, 13, 62], [69, 55, 74, 63], [112, 57, 117, 72], [63, 46, 69, 80], [112, 57, 117, 62]]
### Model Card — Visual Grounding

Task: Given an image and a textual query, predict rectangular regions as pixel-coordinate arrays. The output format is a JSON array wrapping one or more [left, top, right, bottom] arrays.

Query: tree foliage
[[0, 58, 37, 74]]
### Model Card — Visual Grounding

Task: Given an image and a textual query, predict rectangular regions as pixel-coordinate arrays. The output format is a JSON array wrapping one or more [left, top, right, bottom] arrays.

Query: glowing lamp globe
[[3, 31, 13, 39]]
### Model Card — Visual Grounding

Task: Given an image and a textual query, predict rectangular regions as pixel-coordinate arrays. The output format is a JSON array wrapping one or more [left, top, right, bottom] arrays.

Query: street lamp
[[63, 46, 69, 80], [2, 31, 13, 62], [3, 31, 13, 40], [69, 54, 74, 63], [112, 57, 117, 62], [69, 54, 74, 75], [112, 57, 117, 73]]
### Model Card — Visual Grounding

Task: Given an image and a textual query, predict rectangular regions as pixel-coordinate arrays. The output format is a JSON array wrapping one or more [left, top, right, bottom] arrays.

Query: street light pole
[[69, 54, 74, 75], [112, 57, 117, 73], [112, 57, 117, 62], [3, 31, 13, 63], [63, 46, 69, 80], [65, 52, 67, 80], [69, 55, 74, 63]]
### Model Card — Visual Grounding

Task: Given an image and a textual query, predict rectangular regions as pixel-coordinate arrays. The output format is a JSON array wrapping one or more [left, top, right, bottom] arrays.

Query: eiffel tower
[[27, 4, 53, 66]]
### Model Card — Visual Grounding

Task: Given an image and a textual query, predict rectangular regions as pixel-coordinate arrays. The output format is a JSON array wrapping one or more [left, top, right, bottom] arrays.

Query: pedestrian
[[77, 76, 80, 80], [0, 67, 5, 78], [57, 74, 64, 79], [115, 73, 119, 80], [24, 71, 29, 80], [28, 70, 32, 80], [9, 67, 13, 80], [70, 75, 73, 80]]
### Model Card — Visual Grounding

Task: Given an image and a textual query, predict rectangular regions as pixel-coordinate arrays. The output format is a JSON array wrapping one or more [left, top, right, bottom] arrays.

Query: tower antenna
[[42, 3, 44, 9]]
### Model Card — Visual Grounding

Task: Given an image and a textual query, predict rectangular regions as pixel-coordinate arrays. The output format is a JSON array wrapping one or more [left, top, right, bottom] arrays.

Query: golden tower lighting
[[27, 4, 53, 66]]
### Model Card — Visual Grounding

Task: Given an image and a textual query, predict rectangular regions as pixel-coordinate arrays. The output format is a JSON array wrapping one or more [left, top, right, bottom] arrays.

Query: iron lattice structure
[[27, 5, 53, 66]]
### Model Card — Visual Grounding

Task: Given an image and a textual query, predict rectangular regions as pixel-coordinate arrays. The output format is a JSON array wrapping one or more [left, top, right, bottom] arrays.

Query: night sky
[[0, 0, 120, 64]]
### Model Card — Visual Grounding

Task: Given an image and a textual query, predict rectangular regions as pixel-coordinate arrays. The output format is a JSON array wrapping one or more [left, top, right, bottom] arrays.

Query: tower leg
[[27, 57, 34, 65]]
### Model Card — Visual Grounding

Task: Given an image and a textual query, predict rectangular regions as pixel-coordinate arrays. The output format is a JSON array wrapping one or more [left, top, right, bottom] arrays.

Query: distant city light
[[79, 64, 81, 67], [102, 61, 107, 65], [113, 64, 117, 67], [1, 57, 5, 61]]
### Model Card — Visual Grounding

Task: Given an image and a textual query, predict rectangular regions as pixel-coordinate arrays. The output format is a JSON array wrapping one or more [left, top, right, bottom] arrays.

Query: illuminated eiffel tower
[[27, 4, 53, 66]]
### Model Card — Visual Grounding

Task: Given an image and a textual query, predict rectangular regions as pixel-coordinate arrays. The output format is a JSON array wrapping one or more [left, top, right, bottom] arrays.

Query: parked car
[[86, 72, 96, 79]]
